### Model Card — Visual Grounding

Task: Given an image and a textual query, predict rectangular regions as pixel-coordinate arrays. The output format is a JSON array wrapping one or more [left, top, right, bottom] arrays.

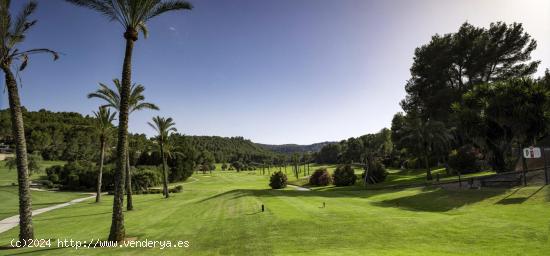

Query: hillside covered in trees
[[256, 142, 335, 154], [0, 109, 278, 164]]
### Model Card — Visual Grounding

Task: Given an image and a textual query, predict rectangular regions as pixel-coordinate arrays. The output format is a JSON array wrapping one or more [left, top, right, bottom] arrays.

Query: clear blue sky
[[1, 0, 549, 144]]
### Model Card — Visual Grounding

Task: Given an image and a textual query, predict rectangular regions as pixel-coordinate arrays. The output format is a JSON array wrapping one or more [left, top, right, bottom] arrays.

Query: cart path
[[0, 194, 96, 234], [287, 185, 311, 191]]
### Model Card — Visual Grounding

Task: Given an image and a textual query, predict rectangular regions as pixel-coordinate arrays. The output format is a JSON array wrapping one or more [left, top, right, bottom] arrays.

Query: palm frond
[[88, 82, 120, 110], [137, 21, 148, 38], [133, 102, 159, 112], [89, 79, 158, 113], [14, 48, 59, 60], [8, 1, 37, 47], [149, 115, 177, 143], [65, 0, 121, 24], [65, 0, 192, 41], [147, 0, 192, 21]]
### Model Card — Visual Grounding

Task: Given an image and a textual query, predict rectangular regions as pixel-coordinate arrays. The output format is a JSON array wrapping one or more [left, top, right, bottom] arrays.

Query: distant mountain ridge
[[256, 142, 336, 154]]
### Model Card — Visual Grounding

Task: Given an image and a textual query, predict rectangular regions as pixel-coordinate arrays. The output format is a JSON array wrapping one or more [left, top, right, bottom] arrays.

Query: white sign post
[[523, 147, 541, 159]]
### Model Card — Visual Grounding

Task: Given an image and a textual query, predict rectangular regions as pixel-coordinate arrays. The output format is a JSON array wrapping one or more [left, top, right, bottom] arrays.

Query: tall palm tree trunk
[[109, 31, 136, 242], [160, 142, 169, 198], [96, 138, 106, 203], [424, 154, 432, 181], [126, 149, 133, 210], [3, 66, 34, 241]]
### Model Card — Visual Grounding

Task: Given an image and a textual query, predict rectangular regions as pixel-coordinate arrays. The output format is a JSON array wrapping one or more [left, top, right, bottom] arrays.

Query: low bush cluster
[[132, 167, 162, 192], [46, 161, 162, 192], [269, 171, 287, 189], [333, 165, 357, 186], [448, 145, 482, 174], [46, 161, 111, 191], [309, 168, 332, 186], [361, 161, 388, 184], [142, 185, 183, 194]]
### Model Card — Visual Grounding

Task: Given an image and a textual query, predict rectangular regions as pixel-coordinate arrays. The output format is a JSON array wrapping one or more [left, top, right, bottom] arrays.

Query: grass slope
[[0, 171, 548, 255], [0, 161, 85, 220]]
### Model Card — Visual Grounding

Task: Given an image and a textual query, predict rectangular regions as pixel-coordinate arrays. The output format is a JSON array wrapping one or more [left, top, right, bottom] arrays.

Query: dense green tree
[[28, 130, 51, 154], [399, 117, 453, 180], [360, 130, 392, 184], [185, 136, 276, 162], [402, 22, 539, 122], [453, 78, 550, 171], [0, 0, 59, 241], [390, 113, 407, 151], [315, 143, 341, 163], [0, 109, 100, 161], [5, 153, 41, 174], [341, 137, 363, 163]]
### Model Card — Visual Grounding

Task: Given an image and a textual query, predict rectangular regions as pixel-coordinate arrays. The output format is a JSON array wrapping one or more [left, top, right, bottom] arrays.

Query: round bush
[[269, 171, 288, 189], [448, 145, 480, 174], [309, 168, 332, 186], [333, 165, 356, 186], [361, 161, 388, 184]]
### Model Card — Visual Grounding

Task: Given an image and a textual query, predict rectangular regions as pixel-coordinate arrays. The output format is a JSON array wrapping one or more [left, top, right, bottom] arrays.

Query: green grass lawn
[[284, 164, 495, 190], [0, 171, 548, 255], [0, 160, 66, 186], [0, 160, 84, 220]]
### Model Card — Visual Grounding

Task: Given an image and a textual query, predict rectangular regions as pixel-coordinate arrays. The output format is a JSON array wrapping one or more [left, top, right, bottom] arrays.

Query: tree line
[[316, 22, 550, 181]]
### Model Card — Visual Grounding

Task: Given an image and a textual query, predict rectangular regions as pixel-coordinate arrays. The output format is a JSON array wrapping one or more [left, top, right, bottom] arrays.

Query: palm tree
[[148, 116, 177, 198], [88, 79, 158, 210], [400, 117, 452, 180], [66, 0, 192, 241], [0, 1, 59, 241], [92, 107, 116, 203]]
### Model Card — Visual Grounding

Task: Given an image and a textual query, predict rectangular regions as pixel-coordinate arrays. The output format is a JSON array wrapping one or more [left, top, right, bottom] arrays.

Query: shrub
[[132, 167, 162, 192], [333, 165, 356, 186], [5, 153, 42, 174], [221, 163, 228, 171], [46, 161, 160, 192], [231, 161, 244, 172], [269, 171, 287, 189], [146, 188, 163, 194], [309, 168, 332, 186], [403, 158, 421, 169], [448, 145, 480, 174], [169, 156, 194, 182], [46, 160, 100, 191], [40, 180, 54, 189], [361, 161, 388, 183], [169, 185, 183, 193]]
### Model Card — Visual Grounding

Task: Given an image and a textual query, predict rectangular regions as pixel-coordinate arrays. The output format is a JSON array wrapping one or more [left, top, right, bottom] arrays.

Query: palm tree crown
[[65, 0, 192, 41], [1, 0, 58, 69], [400, 118, 452, 153], [148, 116, 177, 142], [88, 79, 159, 113], [92, 106, 116, 136]]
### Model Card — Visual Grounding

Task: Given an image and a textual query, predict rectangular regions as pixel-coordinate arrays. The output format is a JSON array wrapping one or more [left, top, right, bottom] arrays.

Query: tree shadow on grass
[[372, 188, 506, 212], [496, 186, 546, 205], [195, 186, 517, 213], [195, 187, 405, 204]]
